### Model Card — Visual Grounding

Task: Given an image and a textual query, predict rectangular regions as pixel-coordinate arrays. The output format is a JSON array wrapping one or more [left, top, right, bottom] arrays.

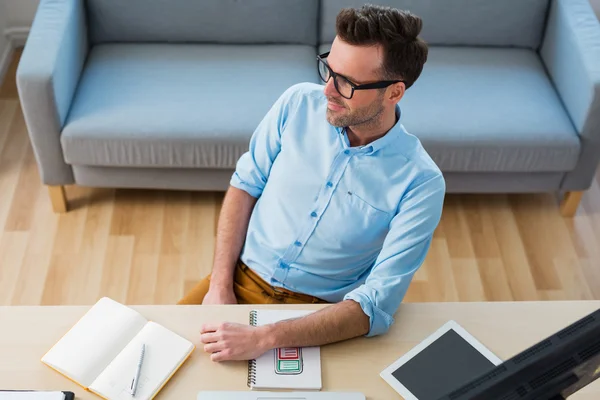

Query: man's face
[[323, 37, 388, 128]]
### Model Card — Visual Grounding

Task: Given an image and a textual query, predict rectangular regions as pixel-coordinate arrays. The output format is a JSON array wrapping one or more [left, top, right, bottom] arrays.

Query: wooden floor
[[1, 49, 600, 306]]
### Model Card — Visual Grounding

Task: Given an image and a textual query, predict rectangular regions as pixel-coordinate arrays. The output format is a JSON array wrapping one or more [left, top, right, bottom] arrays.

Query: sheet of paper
[[41, 297, 147, 387], [251, 310, 322, 390], [254, 309, 315, 325], [90, 321, 194, 400]]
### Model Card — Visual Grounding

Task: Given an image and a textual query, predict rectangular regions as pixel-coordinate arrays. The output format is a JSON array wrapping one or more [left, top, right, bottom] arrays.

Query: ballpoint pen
[[130, 343, 145, 397]]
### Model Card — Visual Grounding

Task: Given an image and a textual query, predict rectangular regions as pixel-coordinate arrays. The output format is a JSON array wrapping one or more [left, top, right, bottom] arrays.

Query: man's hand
[[202, 286, 237, 305], [200, 322, 272, 361]]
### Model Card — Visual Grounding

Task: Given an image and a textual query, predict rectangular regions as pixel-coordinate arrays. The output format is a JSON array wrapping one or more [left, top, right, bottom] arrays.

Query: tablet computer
[[380, 320, 502, 400]]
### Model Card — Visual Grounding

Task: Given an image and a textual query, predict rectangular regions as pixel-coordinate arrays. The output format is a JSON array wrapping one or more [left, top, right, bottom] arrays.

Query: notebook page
[[89, 321, 194, 400], [251, 310, 322, 390], [255, 309, 315, 325], [41, 297, 147, 387]]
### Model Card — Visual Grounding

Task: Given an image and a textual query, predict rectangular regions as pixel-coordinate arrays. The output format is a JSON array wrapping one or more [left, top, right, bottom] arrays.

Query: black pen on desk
[[130, 343, 145, 397]]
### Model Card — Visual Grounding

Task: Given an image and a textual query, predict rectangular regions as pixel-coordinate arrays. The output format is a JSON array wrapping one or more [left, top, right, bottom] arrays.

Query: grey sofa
[[17, 0, 600, 216]]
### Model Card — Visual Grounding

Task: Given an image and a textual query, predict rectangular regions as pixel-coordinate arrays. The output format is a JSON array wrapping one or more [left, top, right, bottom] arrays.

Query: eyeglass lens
[[318, 59, 353, 99]]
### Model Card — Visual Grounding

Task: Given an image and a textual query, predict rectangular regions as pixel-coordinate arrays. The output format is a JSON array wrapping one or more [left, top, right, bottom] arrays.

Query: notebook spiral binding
[[247, 310, 258, 387]]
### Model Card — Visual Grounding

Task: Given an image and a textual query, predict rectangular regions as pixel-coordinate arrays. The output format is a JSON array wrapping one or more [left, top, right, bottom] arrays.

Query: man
[[178, 4, 445, 362]]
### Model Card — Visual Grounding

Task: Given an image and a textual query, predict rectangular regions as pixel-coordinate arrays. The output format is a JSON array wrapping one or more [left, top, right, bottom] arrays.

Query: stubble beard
[[326, 96, 386, 130]]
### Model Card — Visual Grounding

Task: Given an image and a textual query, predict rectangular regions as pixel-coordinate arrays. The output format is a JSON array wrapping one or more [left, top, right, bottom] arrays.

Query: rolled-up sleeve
[[231, 85, 301, 198], [344, 172, 446, 336]]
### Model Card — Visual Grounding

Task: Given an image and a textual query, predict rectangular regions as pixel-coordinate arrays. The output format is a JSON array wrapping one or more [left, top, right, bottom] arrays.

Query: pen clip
[[130, 377, 135, 391]]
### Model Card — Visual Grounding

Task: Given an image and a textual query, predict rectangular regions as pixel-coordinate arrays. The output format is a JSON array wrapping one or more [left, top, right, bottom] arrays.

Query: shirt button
[[279, 261, 288, 268], [294, 241, 302, 247], [310, 211, 317, 218], [326, 182, 333, 188], [344, 150, 350, 155]]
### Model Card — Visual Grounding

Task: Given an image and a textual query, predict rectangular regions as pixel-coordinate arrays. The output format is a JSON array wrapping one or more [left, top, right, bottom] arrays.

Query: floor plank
[[0, 231, 28, 305]]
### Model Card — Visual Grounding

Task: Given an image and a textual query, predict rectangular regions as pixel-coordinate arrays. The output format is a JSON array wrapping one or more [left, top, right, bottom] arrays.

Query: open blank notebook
[[41, 297, 195, 400], [248, 310, 322, 391]]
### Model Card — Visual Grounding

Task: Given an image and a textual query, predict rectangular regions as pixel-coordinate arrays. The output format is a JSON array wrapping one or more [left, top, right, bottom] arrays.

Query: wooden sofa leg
[[560, 191, 583, 217], [48, 185, 67, 213]]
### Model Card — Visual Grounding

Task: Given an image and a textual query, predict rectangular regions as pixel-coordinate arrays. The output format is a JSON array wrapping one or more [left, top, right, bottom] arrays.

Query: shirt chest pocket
[[317, 186, 393, 250]]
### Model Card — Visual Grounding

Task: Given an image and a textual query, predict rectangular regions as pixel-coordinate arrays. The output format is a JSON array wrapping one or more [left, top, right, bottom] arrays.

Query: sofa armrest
[[16, 0, 88, 185], [540, 0, 600, 190], [541, 0, 600, 139]]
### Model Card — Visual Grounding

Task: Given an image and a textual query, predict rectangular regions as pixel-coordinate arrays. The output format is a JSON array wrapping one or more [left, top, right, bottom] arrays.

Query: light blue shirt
[[231, 83, 445, 336]]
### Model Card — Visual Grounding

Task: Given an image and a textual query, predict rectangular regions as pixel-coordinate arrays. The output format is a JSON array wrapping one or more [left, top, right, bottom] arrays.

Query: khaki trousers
[[177, 261, 328, 305]]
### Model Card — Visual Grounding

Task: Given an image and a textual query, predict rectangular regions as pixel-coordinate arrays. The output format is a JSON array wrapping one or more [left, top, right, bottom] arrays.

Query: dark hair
[[335, 4, 428, 89]]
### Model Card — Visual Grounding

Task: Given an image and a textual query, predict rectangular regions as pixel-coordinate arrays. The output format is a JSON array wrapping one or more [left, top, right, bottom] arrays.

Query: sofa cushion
[[86, 0, 319, 46], [320, 0, 549, 49], [403, 47, 580, 172], [318, 44, 580, 172], [61, 44, 319, 169]]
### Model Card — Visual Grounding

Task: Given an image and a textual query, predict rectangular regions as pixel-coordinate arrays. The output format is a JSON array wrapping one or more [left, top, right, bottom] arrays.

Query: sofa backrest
[[85, 0, 319, 46], [320, 0, 550, 50]]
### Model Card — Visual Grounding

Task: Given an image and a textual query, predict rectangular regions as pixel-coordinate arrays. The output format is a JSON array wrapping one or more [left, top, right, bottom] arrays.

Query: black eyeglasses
[[317, 52, 404, 99]]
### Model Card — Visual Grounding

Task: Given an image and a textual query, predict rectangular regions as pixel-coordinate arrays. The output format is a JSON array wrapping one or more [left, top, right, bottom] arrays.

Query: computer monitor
[[437, 308, 600, 400]]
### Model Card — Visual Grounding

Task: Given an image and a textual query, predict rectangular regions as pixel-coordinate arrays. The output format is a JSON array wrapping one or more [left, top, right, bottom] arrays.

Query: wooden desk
[[1, 301, 600, 399]]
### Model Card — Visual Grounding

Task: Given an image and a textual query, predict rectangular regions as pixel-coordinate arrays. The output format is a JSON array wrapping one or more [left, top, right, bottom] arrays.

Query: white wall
[[4, 0, 39, 28], [0, 0, 10, 81]]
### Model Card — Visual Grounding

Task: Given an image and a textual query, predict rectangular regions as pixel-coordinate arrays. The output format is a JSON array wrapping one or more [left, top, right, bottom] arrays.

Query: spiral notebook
[[247, 310, 322, 391]]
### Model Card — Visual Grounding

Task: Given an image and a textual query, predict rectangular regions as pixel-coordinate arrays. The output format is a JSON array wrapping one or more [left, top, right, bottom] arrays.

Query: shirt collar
[[336, 104, 403, 156]]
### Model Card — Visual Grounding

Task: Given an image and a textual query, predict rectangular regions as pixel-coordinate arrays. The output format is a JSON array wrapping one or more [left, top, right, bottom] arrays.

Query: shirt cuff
[[344, 287, 395, 337], [230, 172, 263, 198]]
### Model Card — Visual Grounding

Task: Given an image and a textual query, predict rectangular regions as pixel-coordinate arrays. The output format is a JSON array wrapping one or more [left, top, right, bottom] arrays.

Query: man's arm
[[343, 172, 445, 336], [200, 300, 369, 361], [203, 186, 257, 304], [265, 300, 369, 347]]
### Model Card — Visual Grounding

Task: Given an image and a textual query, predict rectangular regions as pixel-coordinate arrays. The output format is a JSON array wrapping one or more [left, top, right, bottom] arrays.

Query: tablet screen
[[390, 329, 496, 399]]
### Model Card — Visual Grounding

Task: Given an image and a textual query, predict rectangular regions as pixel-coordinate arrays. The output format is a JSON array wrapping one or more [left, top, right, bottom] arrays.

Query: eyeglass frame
[[317, 52, 404, 99]]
